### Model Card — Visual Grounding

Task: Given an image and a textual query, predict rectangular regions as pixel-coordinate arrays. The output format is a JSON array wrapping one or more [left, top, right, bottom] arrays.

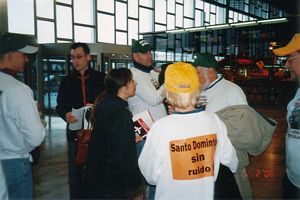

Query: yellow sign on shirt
[[169, 134, 217, 180]]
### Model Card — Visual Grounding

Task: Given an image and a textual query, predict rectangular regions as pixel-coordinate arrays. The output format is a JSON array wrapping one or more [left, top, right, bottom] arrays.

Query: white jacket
[[0, 72, 45, 160], [128, 67, 167, 121]]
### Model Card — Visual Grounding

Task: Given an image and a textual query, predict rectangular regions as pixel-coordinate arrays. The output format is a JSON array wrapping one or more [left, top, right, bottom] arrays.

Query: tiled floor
[[32, 107, 287, 199]]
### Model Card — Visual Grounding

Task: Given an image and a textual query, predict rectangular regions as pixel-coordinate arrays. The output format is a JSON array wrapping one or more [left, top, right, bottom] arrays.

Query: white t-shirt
[[138, 109, 238, 200], [286, 88, 300, 188], [128, 67, 167, 121], [199, 75, 248, 113]]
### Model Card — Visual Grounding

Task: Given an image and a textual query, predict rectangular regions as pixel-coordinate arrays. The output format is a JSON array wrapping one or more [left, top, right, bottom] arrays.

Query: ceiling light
[[257, 17, 288, 24], [185, 27, 206, 32], [230, 21, 257, 27], [165, 29, 185, 34], [206, 24, 229, 30]]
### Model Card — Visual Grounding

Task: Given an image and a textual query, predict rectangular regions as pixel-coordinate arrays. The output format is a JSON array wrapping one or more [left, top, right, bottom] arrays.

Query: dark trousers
[[282, 172, 300, 199], [215, 164, 242, 199], [67, 133, 84, 199]]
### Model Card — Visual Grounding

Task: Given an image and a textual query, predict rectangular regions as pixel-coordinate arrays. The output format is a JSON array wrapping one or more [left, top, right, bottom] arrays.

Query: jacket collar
[[133, 60, 153, 73]]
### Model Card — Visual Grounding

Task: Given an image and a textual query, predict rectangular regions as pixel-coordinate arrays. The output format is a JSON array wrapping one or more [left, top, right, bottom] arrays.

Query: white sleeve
[[230, 85, 248, 106], [11, 86, 46, 152], [138, 122, 164, 185], [214, 114, 238, 173], [135, 76, 165, 106]]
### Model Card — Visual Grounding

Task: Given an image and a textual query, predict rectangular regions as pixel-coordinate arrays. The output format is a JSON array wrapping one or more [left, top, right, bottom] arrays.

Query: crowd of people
[[0, 32, 299, 200]]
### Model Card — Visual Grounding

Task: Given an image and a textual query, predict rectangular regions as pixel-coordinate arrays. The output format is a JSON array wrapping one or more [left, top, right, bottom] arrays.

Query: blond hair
[[165, 89, 200, 109]]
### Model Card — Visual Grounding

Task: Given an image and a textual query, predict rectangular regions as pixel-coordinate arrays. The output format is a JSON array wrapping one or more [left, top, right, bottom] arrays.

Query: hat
[[165, 62, 199, 93], [273, 33, 300, 56], [0, 33, 38, 55], [193, 52, 218, 68], [131, 39, 152, 53]]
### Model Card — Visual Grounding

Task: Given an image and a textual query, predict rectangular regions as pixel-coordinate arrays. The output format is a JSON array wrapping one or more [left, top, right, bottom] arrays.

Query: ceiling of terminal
[[263, 0, 300, 16]]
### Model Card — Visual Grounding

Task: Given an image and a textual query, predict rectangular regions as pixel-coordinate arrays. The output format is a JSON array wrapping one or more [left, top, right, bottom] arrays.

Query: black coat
[[56, 67, 105, 122], [84, 93, 144, 199]]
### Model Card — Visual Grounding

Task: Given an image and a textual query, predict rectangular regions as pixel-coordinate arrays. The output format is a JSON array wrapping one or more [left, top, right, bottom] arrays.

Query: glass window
[[167, 0, 175, 14], [75, 26, 95, 43], [128, 19, 138, 44], [56, 0, 71, 4], [155, 0, 166, 24], [167, 14, 175, 30], [204, 2, 210, 22], [184, 18, 193, 28], [196, 0, 204, 9], [56, 5, 72, 39], [167, 52, 174, 61], [140, 0, 153, 8], [176, 4, 183, 27], [36, 0, 54, 19], [128, 0, 138, 18], [74, 0, 94, 25], [211, 4, 216, 13], [175, 52, 182, 61], [37, 20, 55, 43], [7, 0, 34, 35], [97, 0, 114, 13], [176, 0, 183, 3], [116, 2, 127, 30], [195, 10, 201, 27], [233, 11, 238, 22], [116, 31, 127, 45], [139, 8, 153, 33], [97, 13, 115, 43], [184, 0, 194, 18], [155, 24, 166, 31], [154, 51, 166, 61], [216, 6, 225, 24], [209, 14, 216, 25]]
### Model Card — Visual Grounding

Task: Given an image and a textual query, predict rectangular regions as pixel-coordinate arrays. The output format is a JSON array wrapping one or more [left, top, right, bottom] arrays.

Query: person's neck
[[174, 105, 195, 113], [0, 65, 18, 77], [77, 67, 88, 76], [133, 60, 153, 73]]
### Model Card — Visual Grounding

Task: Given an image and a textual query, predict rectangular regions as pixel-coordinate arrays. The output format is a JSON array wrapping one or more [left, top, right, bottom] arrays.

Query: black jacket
[[56, 67, 105, 122], [84, 93, 145, 199]]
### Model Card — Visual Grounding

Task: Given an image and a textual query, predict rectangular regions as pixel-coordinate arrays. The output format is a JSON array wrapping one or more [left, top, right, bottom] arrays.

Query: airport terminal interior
[[1, 0, 300, 199]]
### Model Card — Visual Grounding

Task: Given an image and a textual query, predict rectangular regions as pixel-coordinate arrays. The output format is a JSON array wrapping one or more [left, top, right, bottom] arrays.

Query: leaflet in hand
[[132, 110, 154, 138], [69, 105, 93, 131]]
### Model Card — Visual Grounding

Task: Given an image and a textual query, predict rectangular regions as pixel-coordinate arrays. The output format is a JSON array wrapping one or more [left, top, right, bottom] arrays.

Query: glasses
[[71, 54, 86, 61], [286, 54, 300, 65]]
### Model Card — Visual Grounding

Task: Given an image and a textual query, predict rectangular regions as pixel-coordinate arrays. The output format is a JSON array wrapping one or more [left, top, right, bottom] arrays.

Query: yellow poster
[[169, 134, 217, 180]]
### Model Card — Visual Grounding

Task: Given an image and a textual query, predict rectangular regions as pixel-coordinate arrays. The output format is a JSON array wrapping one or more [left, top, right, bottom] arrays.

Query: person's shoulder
[[222, 78, 243, 89]]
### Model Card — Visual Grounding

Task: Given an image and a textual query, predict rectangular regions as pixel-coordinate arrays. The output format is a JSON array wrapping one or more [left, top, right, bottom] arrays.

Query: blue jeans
[[136, 140, 156, 200], [2, 158, 33, 199]]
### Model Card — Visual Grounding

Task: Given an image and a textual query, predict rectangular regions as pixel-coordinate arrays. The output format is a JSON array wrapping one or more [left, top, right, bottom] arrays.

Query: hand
[[135, 134, 143, 144], [134, 193, 143, 200], [66, 112, 78, 124]]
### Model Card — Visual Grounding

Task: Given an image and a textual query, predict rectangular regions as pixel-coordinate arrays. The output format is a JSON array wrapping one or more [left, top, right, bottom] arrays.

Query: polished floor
[[32, 107, 287, 199]]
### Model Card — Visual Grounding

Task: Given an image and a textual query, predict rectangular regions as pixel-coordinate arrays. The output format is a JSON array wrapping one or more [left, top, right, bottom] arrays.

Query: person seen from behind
[[84, 68, 145, 199], [138, 62, 238, 200]]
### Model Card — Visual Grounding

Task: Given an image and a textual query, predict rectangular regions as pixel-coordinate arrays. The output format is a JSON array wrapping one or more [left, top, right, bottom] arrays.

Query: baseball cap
[[165, 62, 199, 93], [273, 33, 300, 56], [0, 33, 38, 55], [193, 52, 218, 68], [131, 39, 152, 53]]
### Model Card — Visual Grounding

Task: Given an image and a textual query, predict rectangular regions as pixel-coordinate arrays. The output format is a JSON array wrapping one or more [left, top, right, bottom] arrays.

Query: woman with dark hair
[[84, 68, 145, 199]]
